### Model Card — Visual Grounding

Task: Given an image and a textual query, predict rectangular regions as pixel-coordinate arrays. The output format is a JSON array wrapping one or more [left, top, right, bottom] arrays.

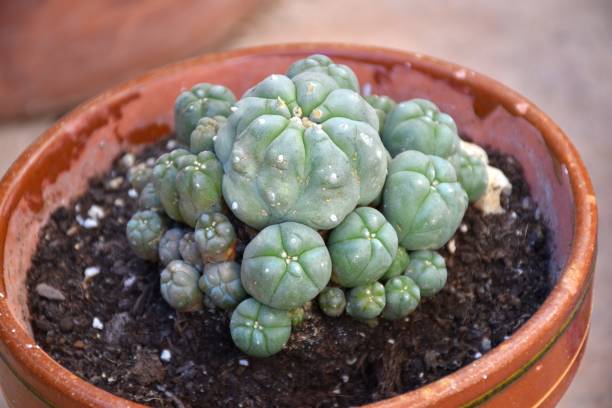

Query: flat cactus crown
[[448, 149, 488, 202], [382, 98, 460, 158], [159, 228, 187, 266], [160, 260, 202, 312], [241, 222, 332, 310], [230, 298, 292, 358], [214, 56, 388, 230], [383, 150, 468, 250], [382, 275, 420, 320], [199, 262, 246, 309], [174, 83, 236, 145], [318, 287, 346, 317], [328, 207, 398, 288], [189, 116, 227, 154], [286, 54, 360, 92], [194, 212, 237, 262], [346, 281, 386, 320], [153, 149, 223, 227], [126, 210, 167, 261], [404, 250, 448, 297], [178, 232, 203, 269]]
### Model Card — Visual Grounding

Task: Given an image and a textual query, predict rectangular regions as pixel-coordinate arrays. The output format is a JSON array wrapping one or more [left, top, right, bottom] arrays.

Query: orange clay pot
[[0, 44, 597, 407]]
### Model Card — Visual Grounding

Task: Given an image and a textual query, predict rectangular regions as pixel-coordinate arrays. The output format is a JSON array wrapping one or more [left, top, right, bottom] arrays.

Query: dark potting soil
[[27, 139, 551, 408]]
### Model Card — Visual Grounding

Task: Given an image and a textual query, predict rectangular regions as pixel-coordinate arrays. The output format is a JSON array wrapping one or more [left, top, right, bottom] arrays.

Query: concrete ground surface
[[0, 0, 610, 406]]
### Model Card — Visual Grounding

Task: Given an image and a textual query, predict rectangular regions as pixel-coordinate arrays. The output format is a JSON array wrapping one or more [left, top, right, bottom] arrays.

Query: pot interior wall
[[1, 50, 574, 336]]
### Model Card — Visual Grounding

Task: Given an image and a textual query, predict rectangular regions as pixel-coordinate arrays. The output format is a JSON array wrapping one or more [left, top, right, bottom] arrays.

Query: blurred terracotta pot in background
[[0, 0, 262, 119], [0, 44, 597, 407]]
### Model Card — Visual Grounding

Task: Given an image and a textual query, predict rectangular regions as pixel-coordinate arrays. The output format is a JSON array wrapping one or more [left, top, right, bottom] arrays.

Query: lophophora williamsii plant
[[126, 54, 511, 357]]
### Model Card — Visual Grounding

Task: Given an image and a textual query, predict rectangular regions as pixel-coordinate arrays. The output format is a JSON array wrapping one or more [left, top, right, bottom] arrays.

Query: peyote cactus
[[365, 95, 397, 133], [126, 210, 167, 261], [241, 222, 332, 310], [123, 53, 508, 358], [230, 298, 292, 358], [153, 148, 191, 221], [448, 149, 488, 202], [328, 207, 398, 287], [174, 83, 236, 145], [214, 56, 388, 230], [383, 150, 468, 250], [178, 232, 203, 269], [159, 228, 187, 266], [381, 247, 410, 281], [128, 163, 153, 192], [175, 151, 223, 227], [318, 287, 346, 317], [404, 250, 448, 297], [382, 99, 460, 158], [286, 54, 360, 92], [160, 260, 202, 311], [382, 275, 420, 320], [198, 262, 246, 309], [194, 212, 237, 262], [138, 182, 162, 210], [189, 116, 227, 154], [346, 281, 386, 320]]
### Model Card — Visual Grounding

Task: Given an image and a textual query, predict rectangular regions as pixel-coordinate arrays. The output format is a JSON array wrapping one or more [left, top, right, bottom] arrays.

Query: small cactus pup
[[404, 250, 448, 297], [286, 54, 359, 92], [288, 306, 305, 327], [383, 150, 468, 250], [174, 83, 236, 145], [214, 56, 388, 230], [159, 228, 187, 266], [138, 182, 162, 210], [448, 149, 488, 202], [328, 207, 398, 287], [175, 151, 223, 227], [127, 162, 153, 192], [189, 116, 227, 154], [179, 232, 203, 269], [126, 210, 167, 261], [382, 98, 460, 158], [318, 287, 346, 317], [241, 222, 332, 310], [365, 95, 397, 133], [153, 148, 191, 222], [198, 262, 246, 309], [230, 298, 292, 357], [346, 281, 386, 320], [382, 275, 420, 320], [380, 247, 410, 281], [194, 212, 237, 262], [160, 260, 203, 311]]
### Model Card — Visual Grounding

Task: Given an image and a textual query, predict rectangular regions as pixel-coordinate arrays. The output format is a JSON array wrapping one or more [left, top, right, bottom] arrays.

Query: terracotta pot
[[0, 44, 597, 407], [0, 0, 262, 119]]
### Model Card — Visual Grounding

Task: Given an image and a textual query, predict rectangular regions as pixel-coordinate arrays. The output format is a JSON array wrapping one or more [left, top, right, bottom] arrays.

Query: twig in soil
[[156, 385, 187, 408]]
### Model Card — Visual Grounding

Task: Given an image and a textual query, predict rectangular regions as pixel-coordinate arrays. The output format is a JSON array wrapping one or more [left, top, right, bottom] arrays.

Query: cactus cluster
[[125, 54, 508, 358]]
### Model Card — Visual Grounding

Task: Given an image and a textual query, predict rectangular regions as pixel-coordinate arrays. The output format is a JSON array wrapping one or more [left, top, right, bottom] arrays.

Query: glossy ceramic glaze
[[0, 44, 597, 407]]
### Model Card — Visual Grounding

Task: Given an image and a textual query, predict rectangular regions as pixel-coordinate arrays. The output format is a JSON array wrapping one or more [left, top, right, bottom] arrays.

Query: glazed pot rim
[[0, 43, 598, 407]]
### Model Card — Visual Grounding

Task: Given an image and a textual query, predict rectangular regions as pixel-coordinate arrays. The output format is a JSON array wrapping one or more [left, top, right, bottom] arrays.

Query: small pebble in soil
[[84, 266, 101, 279], [160, 349, 172, 363], [92, 317, 104, 330], [35, 283, 65, 301], [127, 188, 138, 198]]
